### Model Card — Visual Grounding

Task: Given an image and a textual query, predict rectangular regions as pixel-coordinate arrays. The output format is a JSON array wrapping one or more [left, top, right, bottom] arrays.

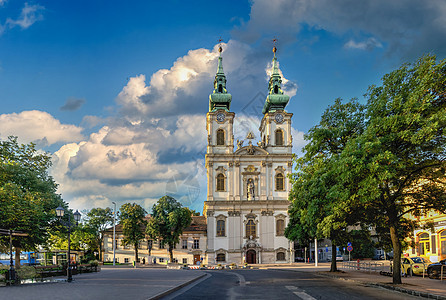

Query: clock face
[[275, 113, 284, 123], [216, 113, 225, 122]]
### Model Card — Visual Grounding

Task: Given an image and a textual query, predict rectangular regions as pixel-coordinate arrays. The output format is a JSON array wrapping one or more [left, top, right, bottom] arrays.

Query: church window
[[216, 253, 226, 262], [217, 220, 225, 236], [216, 173, 225, 191], [276, 219, 285, 236], [217, 129, 225, 145], [275, 173, 284, 191], [246, 220, 256, 237], [218, 84, 223, 93], [274, 85, 278, 94], [275, 129, 284, 146], [276, 252, 286, 261]]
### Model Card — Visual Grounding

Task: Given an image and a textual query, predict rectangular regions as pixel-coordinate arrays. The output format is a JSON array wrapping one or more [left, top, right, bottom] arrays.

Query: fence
[[341, 260, 389, 274]]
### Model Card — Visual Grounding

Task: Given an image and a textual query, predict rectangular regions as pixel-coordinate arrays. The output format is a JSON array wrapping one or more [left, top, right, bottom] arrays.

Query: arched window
[[216, 173, 225, 191], [275, 173, 284, 191], [440, 231, 446, 256], [217, 220, 225, 236], [216, 253, 226, 262], [419, 233, 430, 255], [246, 220, 256, 237], [274, 85, 278, 94], [275, 129, 284, 146], [276, 252, 286, 261], [276, 219, 285, 236], [217, 129, 225, 145], [218, 84, 223, 93]]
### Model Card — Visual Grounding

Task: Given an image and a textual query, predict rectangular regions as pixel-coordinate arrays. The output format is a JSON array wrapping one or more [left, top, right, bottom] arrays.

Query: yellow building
[[403, 211, 446, 263]]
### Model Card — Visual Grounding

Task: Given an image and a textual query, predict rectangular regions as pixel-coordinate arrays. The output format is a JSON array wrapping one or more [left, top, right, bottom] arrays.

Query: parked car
[[336, 255, 343, 261], [401, 257, 431, 276], [427, 259, 446, 279]]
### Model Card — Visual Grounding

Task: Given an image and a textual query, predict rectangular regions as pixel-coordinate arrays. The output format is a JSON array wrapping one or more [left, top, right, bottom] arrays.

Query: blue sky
[[1, 0, 445, 213]]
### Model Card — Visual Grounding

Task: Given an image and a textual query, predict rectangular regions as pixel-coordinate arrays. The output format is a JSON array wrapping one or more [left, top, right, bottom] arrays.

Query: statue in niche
[[247, 178, 255, 200]]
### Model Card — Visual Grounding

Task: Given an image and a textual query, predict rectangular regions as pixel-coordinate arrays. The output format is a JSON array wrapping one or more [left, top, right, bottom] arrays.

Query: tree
[[84, 208, 114, 261], [0, 136, 67, 268], [339, 55, 446, 284], [286, 99, 365, 272], [146, 196, 192, 263], [119, 203, 147, 263]]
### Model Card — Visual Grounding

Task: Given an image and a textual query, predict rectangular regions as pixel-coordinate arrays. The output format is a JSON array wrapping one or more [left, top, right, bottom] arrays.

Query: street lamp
[[56, 206, 81, 282], [112, 202, 116, 266]]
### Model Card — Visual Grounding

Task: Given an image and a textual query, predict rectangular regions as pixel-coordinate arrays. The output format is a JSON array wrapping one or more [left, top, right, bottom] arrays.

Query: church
[[101, 47, 294, 266], [203, 46, 294, 264]]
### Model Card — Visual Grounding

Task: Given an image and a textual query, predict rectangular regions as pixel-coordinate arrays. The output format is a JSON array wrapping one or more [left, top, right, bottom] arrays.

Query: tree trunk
[[99, 237, 103, 262], [169, 244, 174, 263], [135, 244, 139, 263], [390, 225, 402, 284], [330, 244, 337, 272], [14, 247, 21, 270]]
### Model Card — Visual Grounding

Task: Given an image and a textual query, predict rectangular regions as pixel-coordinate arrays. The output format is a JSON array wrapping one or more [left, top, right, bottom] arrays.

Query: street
[[0, 267, 419, 300], [164, 269, 418, 300]]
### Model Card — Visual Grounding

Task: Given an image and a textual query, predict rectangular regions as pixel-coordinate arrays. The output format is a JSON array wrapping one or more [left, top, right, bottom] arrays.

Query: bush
[[16, 266, 37, 280]]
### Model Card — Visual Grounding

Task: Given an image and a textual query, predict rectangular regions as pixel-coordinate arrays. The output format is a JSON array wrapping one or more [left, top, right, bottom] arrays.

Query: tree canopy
[[286, 54, 446, 284], [84, 207, 114, 261], [119, 203, 147, 262], [146, 196, 192, 262], [0, 136, 67, 267]]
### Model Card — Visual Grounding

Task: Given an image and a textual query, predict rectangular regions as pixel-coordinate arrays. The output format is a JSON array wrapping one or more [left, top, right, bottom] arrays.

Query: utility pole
[[112, 202, 116, 266]]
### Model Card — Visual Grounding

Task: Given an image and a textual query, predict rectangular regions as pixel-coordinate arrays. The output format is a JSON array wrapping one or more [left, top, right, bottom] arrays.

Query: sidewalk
[[266, 262, 446, 299]]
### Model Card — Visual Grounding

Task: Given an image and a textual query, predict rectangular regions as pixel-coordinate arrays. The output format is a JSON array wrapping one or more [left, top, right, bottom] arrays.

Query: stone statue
[[237, 139, 244, 149], [247, 179, 255, 200]]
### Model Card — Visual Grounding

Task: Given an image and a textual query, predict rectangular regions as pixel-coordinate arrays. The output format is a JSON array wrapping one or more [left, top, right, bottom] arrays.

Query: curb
[[149, 272, 208, 300], [315, 272, 446, 300]]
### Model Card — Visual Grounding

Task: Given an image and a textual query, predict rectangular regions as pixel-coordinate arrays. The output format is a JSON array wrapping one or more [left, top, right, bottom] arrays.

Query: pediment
[[234, 145, 269, 156]]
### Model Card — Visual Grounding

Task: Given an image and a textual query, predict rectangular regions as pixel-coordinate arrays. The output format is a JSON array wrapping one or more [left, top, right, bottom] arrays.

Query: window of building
[[182, 239, 188, 249], [274, 85, 278, 94], [276, 219, 285, 236], [440, 231, 446, 256], [246, 220, 256, 237], [216, 173, 225, 191], [217, 220, 225, 237], [115, 240, 118, 249], [183, 258, 188, 264], [275, 129, 284, 146], [275, 173, 284, 191], [193, 239, 200, 249], [217, 129, 225, 145], [419, 233, 430, 255], [218, 84, 223, 93], [277, 252, 286, 261], [216, 253, 226, 262], [124, 258, 129, 263], [159, 258, 164, 263], [172, 258, 178, 263]]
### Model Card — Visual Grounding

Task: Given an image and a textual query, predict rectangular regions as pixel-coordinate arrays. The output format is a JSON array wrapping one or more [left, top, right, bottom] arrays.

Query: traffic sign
[[347, 242, 352, 246], [347, 245, 353, 252]]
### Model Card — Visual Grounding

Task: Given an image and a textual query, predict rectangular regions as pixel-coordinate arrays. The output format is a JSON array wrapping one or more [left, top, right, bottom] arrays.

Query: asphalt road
[[163, 269, 419, 300]]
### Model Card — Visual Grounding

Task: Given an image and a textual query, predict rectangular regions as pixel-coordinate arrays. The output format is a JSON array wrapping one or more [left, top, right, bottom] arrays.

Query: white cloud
[[5, 3, 44, 30], [344, 37, 383, 50], [0, 110, 84, 146]]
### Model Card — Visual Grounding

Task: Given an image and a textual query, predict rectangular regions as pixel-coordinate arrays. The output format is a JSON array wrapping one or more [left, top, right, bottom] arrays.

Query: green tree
[[84, 207, 114, 261], [349, 229, 375, 259], [286, 99, 365, 272], [146, 196, 192, 263], [119, 203, 147, 263], [339, 55, 446, 284], [0, 136, 67, 268]]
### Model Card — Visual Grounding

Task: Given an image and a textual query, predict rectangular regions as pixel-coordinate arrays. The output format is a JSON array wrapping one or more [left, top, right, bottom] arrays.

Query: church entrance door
[[246, 250, 256, 264]]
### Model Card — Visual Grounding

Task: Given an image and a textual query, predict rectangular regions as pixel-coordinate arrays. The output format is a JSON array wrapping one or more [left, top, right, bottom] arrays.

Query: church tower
[[204, 45, 294, 265]]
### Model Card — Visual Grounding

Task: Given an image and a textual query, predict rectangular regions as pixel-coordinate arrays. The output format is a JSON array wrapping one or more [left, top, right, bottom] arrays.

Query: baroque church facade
[[204, 46, 294, 264]]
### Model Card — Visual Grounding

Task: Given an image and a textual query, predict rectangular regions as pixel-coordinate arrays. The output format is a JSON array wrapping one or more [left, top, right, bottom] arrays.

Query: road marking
[[230, 272, 246, 286], [285, 286, 317, 300]]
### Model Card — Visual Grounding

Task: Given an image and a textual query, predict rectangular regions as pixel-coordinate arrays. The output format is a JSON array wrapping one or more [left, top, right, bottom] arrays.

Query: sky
[[1, 0, 445, 214]]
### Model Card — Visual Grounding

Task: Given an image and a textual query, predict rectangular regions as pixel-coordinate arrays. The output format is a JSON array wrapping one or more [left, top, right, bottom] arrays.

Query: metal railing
[[341, 260, 388, 273]]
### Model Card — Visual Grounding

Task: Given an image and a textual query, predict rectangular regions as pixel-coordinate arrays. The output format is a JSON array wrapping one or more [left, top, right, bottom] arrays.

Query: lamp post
[[112, 202, 116, 266], [56, 206, 81, 282]]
